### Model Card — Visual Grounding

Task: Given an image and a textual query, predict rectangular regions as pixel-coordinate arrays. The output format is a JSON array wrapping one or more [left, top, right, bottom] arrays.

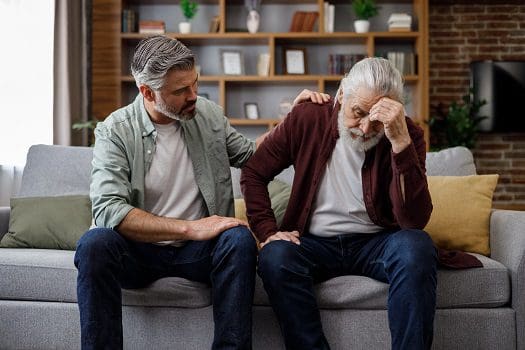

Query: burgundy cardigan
[[240, 100, 482, 269]]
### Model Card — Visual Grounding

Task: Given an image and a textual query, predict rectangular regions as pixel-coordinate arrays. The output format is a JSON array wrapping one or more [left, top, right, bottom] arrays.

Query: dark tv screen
[[470, 60, 525, 132]]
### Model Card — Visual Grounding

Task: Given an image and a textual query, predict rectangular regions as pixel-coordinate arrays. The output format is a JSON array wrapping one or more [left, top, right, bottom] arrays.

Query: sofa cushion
[[254, 255, 508, 309], [18, 145, 93, 197], [0, 249, 508, 310], [425, 146, 477, 176], [1, 195, 92, 250], [0, 249, 210, 308], [424, 175, 498, 256]]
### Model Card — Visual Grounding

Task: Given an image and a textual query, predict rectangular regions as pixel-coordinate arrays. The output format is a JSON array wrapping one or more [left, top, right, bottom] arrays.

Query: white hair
[[335, 57, 404, 107]]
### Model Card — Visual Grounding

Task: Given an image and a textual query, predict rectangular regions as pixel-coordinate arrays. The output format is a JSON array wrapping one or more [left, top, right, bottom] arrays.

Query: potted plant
[[351, 0, 379, 33], [428, 89, 487, 151], [179, 0, 198, 34]]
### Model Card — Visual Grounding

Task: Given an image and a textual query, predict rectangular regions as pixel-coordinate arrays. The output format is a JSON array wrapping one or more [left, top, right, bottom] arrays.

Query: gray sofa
[[0, 144, 524, 350]]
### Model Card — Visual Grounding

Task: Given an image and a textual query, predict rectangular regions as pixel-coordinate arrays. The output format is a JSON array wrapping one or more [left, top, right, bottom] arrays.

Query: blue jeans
[[258, 229, 437, 350], [74, 226, 257, 350]]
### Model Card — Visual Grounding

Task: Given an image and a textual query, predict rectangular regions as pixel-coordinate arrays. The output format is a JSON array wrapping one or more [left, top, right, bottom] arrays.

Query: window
[[0, 0, 55, 165]]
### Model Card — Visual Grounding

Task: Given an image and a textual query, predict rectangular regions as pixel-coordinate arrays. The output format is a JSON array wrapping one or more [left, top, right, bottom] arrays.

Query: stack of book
[[121, 9, 137, 33], [138, 20, 166, 34], [385, 52, 416, 75], [323, 2, 335, 33], [289, 11, 319, 32], [328, 54, 366, 75], [387, 13, 412, 32]]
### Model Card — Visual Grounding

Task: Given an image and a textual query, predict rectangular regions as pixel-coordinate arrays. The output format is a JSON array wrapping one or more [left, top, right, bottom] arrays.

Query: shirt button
[[147, 150, 151, 154], [142, 132, 146, 136]]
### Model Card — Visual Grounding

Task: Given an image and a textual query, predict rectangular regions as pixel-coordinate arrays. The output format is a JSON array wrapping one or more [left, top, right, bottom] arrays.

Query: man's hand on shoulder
[[187, 215, 248, 241], [293, 89, 331, 106], [260, 230, 300, 248]]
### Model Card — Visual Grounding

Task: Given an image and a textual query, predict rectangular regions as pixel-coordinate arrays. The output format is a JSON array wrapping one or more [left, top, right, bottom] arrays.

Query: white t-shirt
[[308, 138, 382, 237], [144, 121, 206, 246]]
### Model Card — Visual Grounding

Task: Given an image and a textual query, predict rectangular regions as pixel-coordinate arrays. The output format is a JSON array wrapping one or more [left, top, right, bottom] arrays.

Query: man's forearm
[[116, 208, 190, 242]]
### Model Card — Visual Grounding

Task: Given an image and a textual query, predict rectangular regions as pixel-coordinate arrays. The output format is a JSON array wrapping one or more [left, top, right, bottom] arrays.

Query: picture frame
[[283, 47, 307, 75], [244, 102, 260, 120], [221, 50, 244, 75]]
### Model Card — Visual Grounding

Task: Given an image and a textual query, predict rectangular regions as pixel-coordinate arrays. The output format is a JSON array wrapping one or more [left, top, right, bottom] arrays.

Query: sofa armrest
[[490, 209, 525, 349], [0, 206, 10, 240]]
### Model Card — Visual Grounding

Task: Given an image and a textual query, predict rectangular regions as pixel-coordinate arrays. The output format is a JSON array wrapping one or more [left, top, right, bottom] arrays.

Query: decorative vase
[[247, 10, 260, 34], [354, 20, 370, 33], [179, 21, 191, 34]]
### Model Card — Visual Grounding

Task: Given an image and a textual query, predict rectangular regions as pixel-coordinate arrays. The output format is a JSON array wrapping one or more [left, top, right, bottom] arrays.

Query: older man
[[241, 57, 437, 350]]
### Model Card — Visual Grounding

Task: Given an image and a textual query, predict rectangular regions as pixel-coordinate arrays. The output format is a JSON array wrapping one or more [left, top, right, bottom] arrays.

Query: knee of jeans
[[216, 226, 257, 255], [391, 229, 437, 274], [258, 241, 300, 284], [74, 228, 122, 270]]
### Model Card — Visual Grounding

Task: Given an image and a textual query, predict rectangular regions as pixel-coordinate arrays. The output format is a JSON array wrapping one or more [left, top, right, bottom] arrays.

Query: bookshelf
[[92, 0, 429, 142]]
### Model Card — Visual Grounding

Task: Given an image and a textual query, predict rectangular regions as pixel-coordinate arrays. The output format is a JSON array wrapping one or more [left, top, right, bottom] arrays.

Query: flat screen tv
[[470, 60, 525, 132]]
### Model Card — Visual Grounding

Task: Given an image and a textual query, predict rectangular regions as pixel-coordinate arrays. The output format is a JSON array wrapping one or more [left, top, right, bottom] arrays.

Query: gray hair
[[131, 35, 195, 90], [337, 57, 404, 105]]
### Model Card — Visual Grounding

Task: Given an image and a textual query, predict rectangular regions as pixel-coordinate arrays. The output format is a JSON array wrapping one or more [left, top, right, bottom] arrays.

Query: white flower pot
[[179, 21, 191, 34], [354, 20, 370, 33]]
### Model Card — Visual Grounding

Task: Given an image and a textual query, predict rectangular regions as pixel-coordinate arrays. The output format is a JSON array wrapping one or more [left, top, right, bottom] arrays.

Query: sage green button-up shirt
[[91, 94, 255, 229]]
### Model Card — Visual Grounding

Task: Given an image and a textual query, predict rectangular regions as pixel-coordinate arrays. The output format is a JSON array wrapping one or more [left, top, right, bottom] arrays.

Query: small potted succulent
[[352, 0, 379, 33], [179, 0, 198, 34]]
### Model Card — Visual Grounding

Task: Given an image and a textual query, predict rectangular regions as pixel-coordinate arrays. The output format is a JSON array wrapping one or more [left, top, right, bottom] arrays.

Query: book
[[209, 15, 220, 33], [257, 53, 271, 76], [301, 12, 319, 32], [139, 20, 165, 34], [324, 2, 334, 33], [290, 11, 307, 32]]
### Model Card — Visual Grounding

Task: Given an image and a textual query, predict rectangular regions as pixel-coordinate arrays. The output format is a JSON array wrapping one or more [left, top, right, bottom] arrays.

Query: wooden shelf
[[94, 0, 429, 143]]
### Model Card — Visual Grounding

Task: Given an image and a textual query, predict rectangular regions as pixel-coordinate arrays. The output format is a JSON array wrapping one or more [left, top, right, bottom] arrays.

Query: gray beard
[[337, 110, 384, 152], [154, 96, 195, 121]]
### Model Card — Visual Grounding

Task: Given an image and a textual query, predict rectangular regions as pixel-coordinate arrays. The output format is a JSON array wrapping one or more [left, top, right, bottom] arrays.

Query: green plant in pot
[[352, 0, 379, 33], [428, 89, 487, 151], [179, 0, 198, 34]]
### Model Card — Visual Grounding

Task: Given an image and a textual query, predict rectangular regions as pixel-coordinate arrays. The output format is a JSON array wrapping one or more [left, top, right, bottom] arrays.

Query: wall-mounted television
[[470, 60, 525, 132]]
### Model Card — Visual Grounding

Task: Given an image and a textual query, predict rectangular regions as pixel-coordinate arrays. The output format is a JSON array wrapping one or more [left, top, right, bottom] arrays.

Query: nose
[[359, 118, 370, 135]]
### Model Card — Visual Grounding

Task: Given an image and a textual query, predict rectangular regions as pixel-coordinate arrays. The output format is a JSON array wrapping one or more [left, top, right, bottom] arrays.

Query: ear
[[139, 85, 156, 103], [337, 88, 343, 105]]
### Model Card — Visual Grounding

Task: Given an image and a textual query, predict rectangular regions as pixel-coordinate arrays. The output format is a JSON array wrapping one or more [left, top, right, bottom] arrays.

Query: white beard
[[338, 110, 384, 151]]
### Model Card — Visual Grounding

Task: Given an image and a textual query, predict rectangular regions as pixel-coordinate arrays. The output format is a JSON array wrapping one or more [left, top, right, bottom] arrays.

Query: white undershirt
[[308, 138, 382, 237], [144, 121, 206, 246]]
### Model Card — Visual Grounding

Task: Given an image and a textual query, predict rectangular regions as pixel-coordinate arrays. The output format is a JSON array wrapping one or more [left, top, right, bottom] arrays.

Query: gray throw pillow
[[0, 195, 92, 250]]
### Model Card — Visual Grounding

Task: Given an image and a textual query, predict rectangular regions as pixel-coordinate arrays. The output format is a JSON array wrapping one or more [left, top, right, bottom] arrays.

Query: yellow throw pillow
[[234, 198, 248, 222], [424, 174, 499, 256]]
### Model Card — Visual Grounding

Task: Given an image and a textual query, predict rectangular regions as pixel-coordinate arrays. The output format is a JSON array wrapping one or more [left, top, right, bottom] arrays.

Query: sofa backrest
[[17, 145, 93, 198], [15, 145, 477, 199]]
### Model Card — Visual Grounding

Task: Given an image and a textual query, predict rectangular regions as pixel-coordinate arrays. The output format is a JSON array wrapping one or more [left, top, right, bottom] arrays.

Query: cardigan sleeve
[[389, 118, 433, 229]]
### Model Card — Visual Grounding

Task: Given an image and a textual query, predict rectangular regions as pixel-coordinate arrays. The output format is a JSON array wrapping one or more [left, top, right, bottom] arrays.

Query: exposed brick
[[472, 151, 503, 159], [504, 151, 525, 158], [486, 22, 519, 29], [477, 145, 510, 152], [493, 194, 513, 201], [512, 177, 525, 184], [478, 160, 511, 168], [501, 134, 525, 142]]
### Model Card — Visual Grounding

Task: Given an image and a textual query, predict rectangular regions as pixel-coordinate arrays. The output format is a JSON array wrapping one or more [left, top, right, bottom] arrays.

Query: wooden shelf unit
[[92, 0, 429, 137]]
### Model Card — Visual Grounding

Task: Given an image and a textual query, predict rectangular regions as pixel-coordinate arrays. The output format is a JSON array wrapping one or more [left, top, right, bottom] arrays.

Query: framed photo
[[283, 48, 307, 75], [221, 50, 244, 75], [244, 102, 260, 120]]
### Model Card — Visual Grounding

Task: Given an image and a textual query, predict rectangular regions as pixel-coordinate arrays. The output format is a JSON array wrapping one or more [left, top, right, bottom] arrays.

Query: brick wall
[[429, 1, 525, 209]]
